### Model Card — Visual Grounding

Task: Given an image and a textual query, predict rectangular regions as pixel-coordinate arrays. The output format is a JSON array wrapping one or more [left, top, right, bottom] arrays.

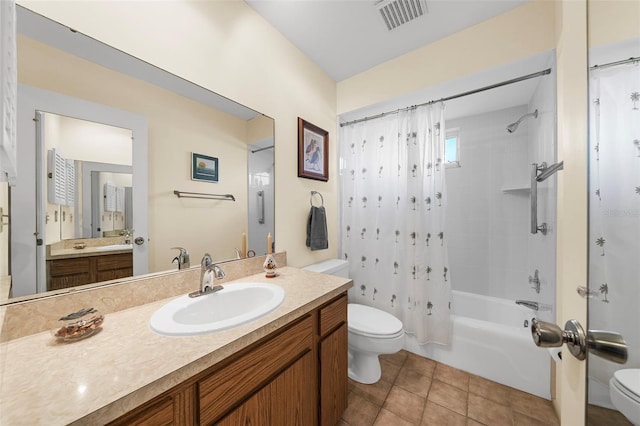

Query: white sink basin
[[94, 244, 133, 251], [149, 282, 285, 336]]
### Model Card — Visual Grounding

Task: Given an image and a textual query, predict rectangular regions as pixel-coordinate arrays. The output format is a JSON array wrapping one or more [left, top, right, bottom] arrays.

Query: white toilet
[[609, 369, 640, 425], [303, 259, 405, 385]]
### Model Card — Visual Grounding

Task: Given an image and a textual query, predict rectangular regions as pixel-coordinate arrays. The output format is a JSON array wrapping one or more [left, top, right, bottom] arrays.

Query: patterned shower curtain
[[339, 103, 451, 345], [588, 62, 640, 372]]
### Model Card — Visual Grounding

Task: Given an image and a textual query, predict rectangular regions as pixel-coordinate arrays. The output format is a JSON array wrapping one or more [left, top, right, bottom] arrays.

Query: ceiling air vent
[[376, 0, 428, 31]]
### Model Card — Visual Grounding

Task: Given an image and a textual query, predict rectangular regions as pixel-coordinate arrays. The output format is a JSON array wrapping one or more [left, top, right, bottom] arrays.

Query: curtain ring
[[310, 191, 324, 207]]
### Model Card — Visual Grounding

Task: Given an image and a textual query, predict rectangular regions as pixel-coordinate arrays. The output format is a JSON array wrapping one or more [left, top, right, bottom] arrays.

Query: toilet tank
[[303, 259, 349, 278]]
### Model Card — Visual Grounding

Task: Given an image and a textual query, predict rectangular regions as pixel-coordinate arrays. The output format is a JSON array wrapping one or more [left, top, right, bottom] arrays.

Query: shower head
[[507, 109, 538, 133]]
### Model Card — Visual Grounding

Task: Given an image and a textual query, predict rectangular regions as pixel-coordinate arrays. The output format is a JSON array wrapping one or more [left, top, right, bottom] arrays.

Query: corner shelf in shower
[[501, 185, 530, 194]]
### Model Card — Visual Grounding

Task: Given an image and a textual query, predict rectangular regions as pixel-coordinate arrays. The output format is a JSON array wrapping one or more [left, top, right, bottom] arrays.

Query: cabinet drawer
[[96, 253, 133, 271], [199, 315, 313, 425], [49, 257, 91, 276], [319, 294, 347, 337]]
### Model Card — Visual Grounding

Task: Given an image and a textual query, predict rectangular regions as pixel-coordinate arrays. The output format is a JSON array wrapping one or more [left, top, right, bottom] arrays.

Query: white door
[[12, 84, 148, 297]]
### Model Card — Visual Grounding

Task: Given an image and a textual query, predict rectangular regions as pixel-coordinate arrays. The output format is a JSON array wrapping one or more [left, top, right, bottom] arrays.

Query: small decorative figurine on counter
[[263, 254, 278, 278]]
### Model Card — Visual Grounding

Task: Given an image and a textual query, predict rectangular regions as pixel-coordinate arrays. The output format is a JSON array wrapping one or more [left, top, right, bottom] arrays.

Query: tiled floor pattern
[[587, 404, 632, 426], [339, 350, 560, 426]]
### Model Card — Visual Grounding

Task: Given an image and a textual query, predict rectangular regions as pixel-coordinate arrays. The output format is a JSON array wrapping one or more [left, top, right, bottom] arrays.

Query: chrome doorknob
[[531, 319, 628, 364], [587, 330, 628, 364], [531, 318, 564, 347], [531, 319, 586, 360], [134, 237, 145, 245]]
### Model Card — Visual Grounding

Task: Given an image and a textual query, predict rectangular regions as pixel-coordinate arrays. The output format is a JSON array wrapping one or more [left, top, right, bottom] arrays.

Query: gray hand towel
[[306, 205, 328, 251]]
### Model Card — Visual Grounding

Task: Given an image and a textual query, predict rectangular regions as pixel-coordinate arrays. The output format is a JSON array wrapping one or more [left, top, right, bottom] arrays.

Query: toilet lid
[[614, 369, 640, 399], [348, 303, 403, 337]]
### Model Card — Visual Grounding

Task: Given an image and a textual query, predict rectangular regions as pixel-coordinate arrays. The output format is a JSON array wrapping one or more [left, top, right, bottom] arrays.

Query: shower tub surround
[[0, 253, 352, 424], [405, 290, 551, 399]]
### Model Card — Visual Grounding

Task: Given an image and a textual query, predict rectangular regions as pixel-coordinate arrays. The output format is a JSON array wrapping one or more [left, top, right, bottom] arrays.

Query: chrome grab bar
[[530, 161, 564, 235], [257, 190, 265, 224]]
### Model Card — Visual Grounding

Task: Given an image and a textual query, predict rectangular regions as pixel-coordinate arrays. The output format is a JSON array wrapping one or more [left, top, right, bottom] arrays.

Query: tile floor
[[587, 404, 632, 426], [339, 350, 560, 426]]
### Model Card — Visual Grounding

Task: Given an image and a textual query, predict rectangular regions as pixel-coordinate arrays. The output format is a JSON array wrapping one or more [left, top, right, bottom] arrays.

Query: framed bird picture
[[298, 117, 329, 181]]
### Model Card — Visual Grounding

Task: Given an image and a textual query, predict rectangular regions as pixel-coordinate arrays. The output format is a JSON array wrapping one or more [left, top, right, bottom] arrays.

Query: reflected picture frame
[[191, 152, 219, 183], [298, 117, 329, 181]]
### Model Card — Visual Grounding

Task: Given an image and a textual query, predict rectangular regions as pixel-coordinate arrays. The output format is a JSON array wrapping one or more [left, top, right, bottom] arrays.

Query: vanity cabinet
[[319, 294, 348, 426], [46, 252, 133, 291], [107, 293, 347, 426]]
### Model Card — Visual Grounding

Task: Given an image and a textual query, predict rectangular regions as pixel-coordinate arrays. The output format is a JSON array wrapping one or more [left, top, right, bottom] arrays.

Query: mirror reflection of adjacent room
[[586, 1, 640, 424], [5, 6, 275, 300]]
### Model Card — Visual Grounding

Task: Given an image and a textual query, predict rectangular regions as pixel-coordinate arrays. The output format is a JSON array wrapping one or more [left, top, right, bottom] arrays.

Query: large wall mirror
[[5, 6, 275, 302], [586, 1, 639, 425]]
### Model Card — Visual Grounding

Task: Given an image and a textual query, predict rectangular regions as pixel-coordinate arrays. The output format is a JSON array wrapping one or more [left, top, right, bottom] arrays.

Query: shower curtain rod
[[251, 145, 274, 153], [339, 68, 552, 127], [590, 56, 639, 71]]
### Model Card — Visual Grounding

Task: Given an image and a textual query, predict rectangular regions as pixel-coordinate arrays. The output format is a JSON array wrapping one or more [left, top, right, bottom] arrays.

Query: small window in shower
[[445, 128, 460, 168]]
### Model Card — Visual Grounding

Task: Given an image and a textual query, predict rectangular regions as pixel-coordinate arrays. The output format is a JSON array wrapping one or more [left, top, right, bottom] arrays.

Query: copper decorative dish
[[53, 308, 104, 342]]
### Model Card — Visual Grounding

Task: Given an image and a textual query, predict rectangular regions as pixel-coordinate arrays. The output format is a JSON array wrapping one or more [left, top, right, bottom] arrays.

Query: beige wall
[[18, 0, 339, 269], [247, 115, 274, 145], [337, 0, 557, 115], [588, 0, 640, 48]]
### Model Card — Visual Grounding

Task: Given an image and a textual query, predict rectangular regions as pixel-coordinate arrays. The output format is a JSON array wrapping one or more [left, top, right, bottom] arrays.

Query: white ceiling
[[245, 0, 530, 82], [245, 0, 550, 123]]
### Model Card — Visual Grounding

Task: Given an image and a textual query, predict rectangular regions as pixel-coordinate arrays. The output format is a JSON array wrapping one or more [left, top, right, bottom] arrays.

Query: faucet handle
[[201, 253, 213, 268], [211, 264, 226, 280], [528, 269, 541, 294]]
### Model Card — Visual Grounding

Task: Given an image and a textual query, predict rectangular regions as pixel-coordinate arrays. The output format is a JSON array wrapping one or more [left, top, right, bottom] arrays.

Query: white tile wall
[[446, 73, 557, 322]]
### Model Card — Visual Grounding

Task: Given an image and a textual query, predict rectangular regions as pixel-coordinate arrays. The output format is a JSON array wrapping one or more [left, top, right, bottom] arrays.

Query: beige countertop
[[0, 266, 352, 425]]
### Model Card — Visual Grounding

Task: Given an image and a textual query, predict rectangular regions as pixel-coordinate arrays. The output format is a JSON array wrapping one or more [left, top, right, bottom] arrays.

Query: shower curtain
[[339, 103, 451, 345], [588, 62, 640, 378]]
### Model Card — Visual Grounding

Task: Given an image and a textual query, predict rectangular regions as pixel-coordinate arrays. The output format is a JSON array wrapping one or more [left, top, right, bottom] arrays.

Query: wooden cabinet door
[[319, 323, 348, 426], [217, 352, 315, 426], [107, 384, 195, 426], [216, 385, 270, 426], [271, 352, 315, 426]]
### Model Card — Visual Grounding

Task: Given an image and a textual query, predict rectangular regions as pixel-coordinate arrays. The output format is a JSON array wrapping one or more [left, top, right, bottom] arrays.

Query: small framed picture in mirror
[[192, 153, 219, 183], [298, 117, 329, 181]]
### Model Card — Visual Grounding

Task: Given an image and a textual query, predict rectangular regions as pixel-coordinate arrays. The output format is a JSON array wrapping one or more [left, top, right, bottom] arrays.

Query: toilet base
[[610, 377, 640, 426], [348, 352, 382, 384]]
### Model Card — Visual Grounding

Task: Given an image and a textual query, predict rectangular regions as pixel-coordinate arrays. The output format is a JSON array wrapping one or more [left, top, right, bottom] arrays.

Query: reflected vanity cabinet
[[46, 253, 133, 291], [107, 293, 348, 426]]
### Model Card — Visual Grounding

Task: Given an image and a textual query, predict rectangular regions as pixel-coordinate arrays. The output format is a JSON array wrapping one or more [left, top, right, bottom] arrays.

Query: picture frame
[[298, 117, 329, 181], [191, 152, 219, 183]]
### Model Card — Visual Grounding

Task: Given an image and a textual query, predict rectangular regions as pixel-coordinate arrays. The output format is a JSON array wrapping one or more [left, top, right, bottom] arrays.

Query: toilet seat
[[348, 303, 404, 338], [613, 369, 640, 403]]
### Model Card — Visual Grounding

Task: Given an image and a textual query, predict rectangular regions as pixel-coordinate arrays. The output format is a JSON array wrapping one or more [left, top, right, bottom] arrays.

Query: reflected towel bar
[[173, 190, 235, 201]]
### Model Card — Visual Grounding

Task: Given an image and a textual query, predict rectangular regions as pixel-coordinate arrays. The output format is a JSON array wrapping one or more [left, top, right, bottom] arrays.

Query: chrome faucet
[[171, 247, 190, 270], [516, 300, 539, 311], [189, 253, 226, 298], [122, 228, 134, 245]]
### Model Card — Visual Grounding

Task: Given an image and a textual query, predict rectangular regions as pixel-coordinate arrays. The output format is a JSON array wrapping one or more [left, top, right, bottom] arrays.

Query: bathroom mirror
[[5, 6, 275, 302], [586, 1, 639, 424]]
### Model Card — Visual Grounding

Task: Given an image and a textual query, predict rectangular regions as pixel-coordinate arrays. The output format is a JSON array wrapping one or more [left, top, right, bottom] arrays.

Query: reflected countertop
[[46, 241, 133, 260], [47, 245, 133, 260], [0, 266, 352, 425]]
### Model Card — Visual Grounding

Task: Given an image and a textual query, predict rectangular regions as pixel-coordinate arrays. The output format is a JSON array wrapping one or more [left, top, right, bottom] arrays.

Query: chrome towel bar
[[173, 190, 235, 201]]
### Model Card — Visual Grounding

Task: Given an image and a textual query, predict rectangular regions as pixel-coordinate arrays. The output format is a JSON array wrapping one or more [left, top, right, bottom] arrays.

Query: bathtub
[[404, 290, 551, 399]]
